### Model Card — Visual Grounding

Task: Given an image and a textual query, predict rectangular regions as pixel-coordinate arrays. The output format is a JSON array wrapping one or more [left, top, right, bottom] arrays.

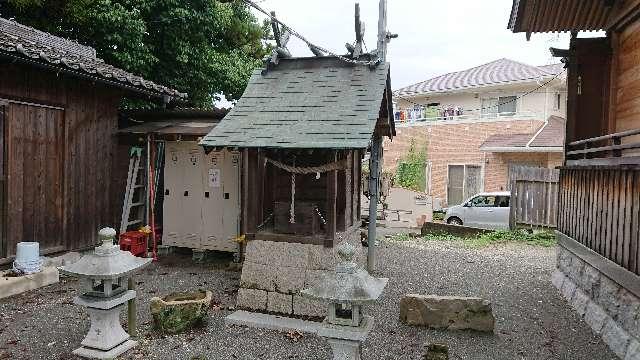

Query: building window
[[481, 96, 517, 117], [498, 96, 517, 114], [447, 164, 483, 206], [554, 93, 562, 110]]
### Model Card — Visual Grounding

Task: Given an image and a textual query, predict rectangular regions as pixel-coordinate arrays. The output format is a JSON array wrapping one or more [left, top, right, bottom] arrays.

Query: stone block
[[237, 288, 267, 311], [570, 289, 590, 317], [0, 266, 59, 299], [597, 276, 621, 318], [584, 302, 608, 334], [558, 248, 572, 273], [274, 266, 305, 294], [267, 292, 293, 314], [243, 240, 271, 265], [307, 245, 337, 270], [625, 340, 640, 360], [617, 289, 640, 337], [561, 278, 577, 301], [304, 269, 331, 289], [551, 270, 565, 290], [567, 255, 585, 283], [293, 295, 325, 318], [580, 265, 601, 296], [399, 294, 495, 332], [240, 262, 275, 291], [602, 318, 631, 359]]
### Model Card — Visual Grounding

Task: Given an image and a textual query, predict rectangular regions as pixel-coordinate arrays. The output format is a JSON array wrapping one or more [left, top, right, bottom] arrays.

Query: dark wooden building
[[200, 55, 394, 247], [0, 18, 184, 263], [509, 1, 640, 357]]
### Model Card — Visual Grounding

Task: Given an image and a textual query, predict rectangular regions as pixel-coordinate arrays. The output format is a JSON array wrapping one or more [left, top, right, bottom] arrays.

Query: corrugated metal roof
[[200, 56, 392, 149], [0, 17, 186, 99], [508, 0, 615, 34], [480, 116, 565, 151], [394, 59, 562, 98]]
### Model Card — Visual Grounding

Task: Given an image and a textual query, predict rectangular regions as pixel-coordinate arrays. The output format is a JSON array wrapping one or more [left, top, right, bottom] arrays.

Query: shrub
[[396, 138, 427, 192]]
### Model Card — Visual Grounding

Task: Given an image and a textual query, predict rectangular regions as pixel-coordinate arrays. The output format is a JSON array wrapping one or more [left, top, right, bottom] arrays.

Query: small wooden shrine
[[200, 54, 394, 247]]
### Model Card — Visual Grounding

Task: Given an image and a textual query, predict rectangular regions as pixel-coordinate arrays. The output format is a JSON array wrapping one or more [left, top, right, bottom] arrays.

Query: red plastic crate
[[119, 231, 148, 257]]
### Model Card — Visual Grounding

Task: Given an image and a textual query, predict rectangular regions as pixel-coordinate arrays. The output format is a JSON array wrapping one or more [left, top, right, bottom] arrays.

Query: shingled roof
[[0, 17, 186, 99], [480, 116, 565, 152], [394, 58, 563, 98], [200, 56, 393, 149]]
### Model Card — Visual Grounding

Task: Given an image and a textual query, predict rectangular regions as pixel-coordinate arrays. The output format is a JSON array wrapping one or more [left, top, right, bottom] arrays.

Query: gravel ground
[[0, 236, 617, 360]]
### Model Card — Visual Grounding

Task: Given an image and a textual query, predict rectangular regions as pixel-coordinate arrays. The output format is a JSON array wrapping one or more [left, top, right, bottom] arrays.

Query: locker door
[[201, 150, 224, 250], [162, 142, 183, 247], [180, 142, 204, 249], [221, 150, 241, 250]]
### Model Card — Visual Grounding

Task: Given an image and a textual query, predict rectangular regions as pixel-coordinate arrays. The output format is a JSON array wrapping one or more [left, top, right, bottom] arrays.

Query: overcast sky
[[251, 0, 570, 90]]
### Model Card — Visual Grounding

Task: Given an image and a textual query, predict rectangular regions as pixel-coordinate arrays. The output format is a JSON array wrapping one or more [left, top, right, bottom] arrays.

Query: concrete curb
[[0, 266, 59, 299], [225, 310, 323, 334]]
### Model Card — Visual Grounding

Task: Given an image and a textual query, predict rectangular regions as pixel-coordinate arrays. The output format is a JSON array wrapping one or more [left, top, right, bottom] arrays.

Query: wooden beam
[[325, 151, 337, 247]]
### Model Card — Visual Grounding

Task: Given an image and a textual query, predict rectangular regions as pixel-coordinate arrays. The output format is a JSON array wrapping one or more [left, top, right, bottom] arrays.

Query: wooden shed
[[118, 109, 246, 255], [200, 55, 394, 247], [0, 17, 184, 263]]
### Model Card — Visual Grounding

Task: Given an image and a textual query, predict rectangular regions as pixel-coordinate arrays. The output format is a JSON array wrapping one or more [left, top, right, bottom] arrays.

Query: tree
[[1, 0, 271, 107]]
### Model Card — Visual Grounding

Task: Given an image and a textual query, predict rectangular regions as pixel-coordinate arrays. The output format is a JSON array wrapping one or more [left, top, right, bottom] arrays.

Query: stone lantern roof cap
[[60, 228, 151, 280], [301, 243, 388, 304]]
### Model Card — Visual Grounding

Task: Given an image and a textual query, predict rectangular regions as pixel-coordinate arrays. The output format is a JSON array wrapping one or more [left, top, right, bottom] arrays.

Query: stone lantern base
[[73, 290, 138, 359], [317, 316, 374, 360]]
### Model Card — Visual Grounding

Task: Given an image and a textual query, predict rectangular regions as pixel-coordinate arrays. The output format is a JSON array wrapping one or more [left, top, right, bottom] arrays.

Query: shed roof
[[0, 17, 186, 100], [480, 116, 565, 152], [200, 56, 393, 149], [508, 0, 615, 35], [119, 108, 228, 136], [394, 59, 563, 98]]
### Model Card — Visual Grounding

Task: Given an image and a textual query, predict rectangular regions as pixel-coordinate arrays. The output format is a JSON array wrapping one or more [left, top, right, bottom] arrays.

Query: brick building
[[386, 59, 566, 207]]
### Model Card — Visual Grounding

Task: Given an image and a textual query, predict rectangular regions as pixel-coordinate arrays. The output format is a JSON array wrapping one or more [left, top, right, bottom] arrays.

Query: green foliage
[[395, 138, 426, 192], [432, 211, 445, 221], [389, 229, 556, 248], [1, 0, 271, 108]]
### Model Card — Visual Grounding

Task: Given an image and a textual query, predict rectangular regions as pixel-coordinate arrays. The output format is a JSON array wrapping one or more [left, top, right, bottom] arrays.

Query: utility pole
[[367, 0, 390, 274]]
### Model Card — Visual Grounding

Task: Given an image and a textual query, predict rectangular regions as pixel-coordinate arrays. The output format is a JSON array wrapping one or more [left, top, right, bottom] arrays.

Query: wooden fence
[[558, 166, 640, 275], [509, 166, 559, 229]]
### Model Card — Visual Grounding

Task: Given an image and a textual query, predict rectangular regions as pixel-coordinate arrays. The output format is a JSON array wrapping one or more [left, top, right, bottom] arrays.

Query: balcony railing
[[394, 111, 540, 127], [566, 128, 640, 166]]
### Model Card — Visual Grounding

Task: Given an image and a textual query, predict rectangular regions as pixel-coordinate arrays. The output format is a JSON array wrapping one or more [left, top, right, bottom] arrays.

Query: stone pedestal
[[318, 316, 374, 360], [73, 290, 137, 359]]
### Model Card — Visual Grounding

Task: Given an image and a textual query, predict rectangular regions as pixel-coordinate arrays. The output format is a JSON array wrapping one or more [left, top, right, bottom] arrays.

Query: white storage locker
[[161, 142, 240, 253], [201, 150, 224, 250], [221, 151, 241, 247], [180, 143, 204, 249], [162, 143, 183, 247]]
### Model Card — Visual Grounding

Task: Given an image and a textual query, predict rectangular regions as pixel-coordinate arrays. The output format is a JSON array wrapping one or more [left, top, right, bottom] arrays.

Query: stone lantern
[[60, 228, 151, 359], [301, 242, 388, 360]]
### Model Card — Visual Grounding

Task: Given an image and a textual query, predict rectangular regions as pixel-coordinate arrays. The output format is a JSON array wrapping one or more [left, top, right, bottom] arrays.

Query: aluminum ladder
[[120, 147, 146, 234]]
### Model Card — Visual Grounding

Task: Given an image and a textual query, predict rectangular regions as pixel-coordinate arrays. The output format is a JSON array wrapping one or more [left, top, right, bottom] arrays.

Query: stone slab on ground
[[225, 310, 323, 334], [73, 339, 137, 359], [0, 266, 59, 299], [399, 294, 495, 332], [43, 252, 81, 268]]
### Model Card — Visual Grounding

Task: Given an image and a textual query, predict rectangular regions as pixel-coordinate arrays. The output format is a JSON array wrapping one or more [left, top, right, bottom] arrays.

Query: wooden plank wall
[[509, 166, 559, 229], [558, 167, 640, 275], [615, 19, 640, 151], [0, 63, 125, 259]]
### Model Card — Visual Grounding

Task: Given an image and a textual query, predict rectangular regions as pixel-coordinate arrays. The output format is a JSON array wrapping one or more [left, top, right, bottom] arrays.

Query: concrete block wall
[[553, 246, 640, 359], [236, 239, 366, 318]]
